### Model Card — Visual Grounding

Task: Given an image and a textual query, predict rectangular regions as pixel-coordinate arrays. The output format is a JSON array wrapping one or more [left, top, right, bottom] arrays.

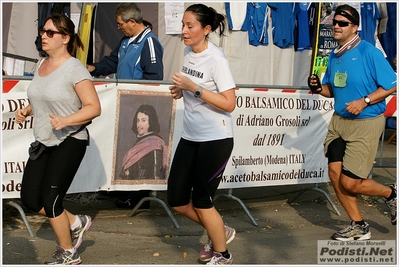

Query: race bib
[[334, 72, 347, 88]]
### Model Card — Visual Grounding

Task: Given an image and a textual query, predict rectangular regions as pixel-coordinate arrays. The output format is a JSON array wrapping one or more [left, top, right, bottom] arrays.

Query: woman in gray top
[[15, 14, 101, 265]]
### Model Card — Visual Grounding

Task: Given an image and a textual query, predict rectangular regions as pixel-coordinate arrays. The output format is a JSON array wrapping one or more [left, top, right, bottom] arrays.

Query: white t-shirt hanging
[[225, 2, 248, 30], [180, 41, 236, 142]]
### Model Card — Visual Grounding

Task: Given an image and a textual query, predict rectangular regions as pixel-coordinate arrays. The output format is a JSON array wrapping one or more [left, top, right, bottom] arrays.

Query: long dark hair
[[185, 4, 226, 38], [43, 14, 84, 57], [131, 104, 160, 135]]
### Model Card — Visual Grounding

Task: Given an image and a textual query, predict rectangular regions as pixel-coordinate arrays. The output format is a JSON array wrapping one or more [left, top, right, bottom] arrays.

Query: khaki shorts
[[324, 113, 385, 178]]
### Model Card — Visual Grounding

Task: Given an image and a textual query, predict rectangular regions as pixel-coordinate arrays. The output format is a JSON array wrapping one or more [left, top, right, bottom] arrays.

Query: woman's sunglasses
[[332, 19, 352, 27], [39, 29, 62, 38]]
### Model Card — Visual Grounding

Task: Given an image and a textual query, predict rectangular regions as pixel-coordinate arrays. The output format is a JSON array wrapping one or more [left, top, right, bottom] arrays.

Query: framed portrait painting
[[112, 89, 176, 185]]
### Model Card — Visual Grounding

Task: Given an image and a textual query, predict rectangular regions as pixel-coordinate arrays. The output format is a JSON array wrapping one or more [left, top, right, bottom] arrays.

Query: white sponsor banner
[[2, 82, 333, 198], [224, 89, 333, 187]]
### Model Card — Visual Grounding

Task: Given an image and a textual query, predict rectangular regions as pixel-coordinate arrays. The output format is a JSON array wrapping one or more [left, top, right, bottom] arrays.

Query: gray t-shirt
[[27, 57, 93, 146]]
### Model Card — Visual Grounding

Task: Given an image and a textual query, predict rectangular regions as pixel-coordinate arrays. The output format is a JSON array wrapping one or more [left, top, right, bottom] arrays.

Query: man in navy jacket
[[87, 3, 163, 80], [88, 4, 163, 209]]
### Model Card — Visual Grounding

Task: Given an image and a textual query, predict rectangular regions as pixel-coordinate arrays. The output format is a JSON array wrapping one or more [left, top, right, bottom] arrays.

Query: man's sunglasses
[[332, 19, 352, 27], [39, 29, 62, 38]]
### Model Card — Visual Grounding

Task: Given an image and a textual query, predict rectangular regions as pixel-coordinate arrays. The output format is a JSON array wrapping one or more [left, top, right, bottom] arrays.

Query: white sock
[[70, 215, 82, 230], [65, 247, 76, 254]]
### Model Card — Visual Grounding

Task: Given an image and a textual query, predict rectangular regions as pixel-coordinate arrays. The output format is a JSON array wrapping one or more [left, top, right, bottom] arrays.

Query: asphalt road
[[2, 137, 397, 265]]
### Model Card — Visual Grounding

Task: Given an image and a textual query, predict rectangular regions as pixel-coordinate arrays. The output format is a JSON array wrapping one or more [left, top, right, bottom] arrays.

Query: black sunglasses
[[332, 19, 352, 27], [39, 29, 62, 38]]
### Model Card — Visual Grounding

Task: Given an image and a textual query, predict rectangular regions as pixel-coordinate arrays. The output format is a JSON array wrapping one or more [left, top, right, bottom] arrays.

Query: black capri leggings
[[20, 136, 87, 218], [167, 137, 234, 209]]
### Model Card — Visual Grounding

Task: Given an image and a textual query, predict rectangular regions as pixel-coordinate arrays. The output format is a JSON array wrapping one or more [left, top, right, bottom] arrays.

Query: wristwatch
[[194, 87, 203, 98], [364, 96, 371, 105]]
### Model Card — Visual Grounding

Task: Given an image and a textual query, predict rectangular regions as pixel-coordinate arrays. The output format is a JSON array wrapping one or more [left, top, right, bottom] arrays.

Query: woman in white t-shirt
[[167, 4, 236, 265]]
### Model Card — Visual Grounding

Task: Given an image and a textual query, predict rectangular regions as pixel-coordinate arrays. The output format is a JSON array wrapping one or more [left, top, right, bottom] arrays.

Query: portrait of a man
[[112, 89, 175, 185]]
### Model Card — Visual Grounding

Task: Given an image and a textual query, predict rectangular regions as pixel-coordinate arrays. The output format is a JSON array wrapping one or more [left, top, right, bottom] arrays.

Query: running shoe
[[71, 214, 92, 249], [206, 252, 233, 265], [199, 225, 236, 262], [385, 184, 397, 225], [331, 220, 371, 241], [44, 245, 81, 265]]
